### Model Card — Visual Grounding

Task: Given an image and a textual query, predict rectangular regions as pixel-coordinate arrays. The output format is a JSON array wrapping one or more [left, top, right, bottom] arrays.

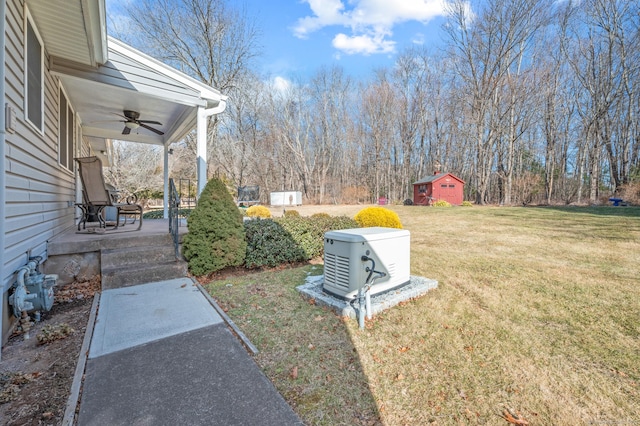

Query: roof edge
[[82, 0, 108, 65], [107, 37, 227, 106]]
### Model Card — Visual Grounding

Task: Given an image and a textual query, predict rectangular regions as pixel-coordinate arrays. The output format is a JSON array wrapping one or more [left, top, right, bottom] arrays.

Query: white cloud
[[333, 33, 395, 55], [293, 0, 448, 55], [272, 76, 292, 93], [412, 32, 426, 45]]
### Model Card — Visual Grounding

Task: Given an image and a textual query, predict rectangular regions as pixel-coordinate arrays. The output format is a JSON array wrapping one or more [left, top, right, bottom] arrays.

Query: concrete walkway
[[76, 278, 301, 425]]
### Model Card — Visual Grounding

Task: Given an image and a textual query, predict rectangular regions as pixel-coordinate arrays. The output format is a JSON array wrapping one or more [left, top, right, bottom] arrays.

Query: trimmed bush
[[246, 205, 272, 218], [310, 212, 330, 219], [244, 219, 306, 268], [183, 178, 246, 275], [143, 208, 193, 219], [432, 200, 452, 207], [276, 215, 359, 260], [461, 200, 473, 207], [354, 207, 402, 229], [284, 209, 300, 217]]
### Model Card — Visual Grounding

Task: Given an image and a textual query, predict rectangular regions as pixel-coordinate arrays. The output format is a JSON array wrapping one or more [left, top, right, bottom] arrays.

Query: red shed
[[413, 172, 465, 205]]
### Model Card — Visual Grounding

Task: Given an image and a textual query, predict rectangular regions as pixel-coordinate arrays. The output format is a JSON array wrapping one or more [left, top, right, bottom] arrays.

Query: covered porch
[[51, 36, 227, 213]]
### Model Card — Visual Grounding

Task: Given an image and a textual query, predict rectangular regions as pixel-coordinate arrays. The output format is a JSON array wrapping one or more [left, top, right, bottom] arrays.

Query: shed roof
[[413, 173, 465, 185]]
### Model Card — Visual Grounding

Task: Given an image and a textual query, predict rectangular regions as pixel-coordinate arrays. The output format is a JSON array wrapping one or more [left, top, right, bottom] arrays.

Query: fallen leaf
[[399, 346, 410, 353], [180, 283, 187, 288], [395, 373, 405, 381], [501, 408, 529, 425], [290, 366, 298, 380]]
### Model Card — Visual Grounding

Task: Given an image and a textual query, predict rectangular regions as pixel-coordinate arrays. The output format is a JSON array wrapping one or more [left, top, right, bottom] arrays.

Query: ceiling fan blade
[[139, 122, 165, 135], [122, 126, 131, 135], [138, 120, 163, 125]]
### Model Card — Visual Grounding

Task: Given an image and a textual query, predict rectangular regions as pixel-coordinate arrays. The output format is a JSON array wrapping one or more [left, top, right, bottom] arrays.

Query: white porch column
[[196, 106, 208, 196], [163, 145, 170, 219], [196, 100, 227, 196]]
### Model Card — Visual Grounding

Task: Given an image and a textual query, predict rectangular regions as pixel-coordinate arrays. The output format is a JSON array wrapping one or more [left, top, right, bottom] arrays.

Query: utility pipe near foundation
[[357, 255, 386, 330]]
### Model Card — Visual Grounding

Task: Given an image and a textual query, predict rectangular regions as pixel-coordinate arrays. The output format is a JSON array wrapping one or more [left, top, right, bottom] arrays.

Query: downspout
[[0, 0, 7, 358], [163, 144, 169, 219], [196, 99, 227, 196]]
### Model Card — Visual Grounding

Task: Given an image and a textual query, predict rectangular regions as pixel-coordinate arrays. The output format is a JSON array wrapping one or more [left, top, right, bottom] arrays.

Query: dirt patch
[[0, 278, 99, 425]]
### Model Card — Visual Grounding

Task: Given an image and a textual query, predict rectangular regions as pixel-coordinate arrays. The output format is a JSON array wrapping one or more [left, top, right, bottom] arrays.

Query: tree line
[[113, 0, 639, 205]]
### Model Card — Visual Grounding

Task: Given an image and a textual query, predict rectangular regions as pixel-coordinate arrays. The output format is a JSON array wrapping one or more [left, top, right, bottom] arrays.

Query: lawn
[[205, 205, 640, 425]]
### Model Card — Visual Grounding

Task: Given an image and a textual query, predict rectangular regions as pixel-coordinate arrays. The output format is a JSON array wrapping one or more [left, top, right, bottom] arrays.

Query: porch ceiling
[[53, 38, 225, 149]]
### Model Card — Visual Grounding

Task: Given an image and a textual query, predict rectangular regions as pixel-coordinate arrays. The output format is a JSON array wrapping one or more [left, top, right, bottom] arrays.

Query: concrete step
[[101, 245, 177, 269], [101, 261, 188, 290]]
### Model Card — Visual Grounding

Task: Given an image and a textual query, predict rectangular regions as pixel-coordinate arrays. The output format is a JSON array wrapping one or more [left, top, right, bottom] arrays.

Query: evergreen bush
[[142, 208, 193, 219], [310, 212, 330, 219], [183, 178, 246, 275], [244, 219, 306, 268], [276, 215, 359, 259], [354, 207, 402, 228], [246, 205, 272, 218]]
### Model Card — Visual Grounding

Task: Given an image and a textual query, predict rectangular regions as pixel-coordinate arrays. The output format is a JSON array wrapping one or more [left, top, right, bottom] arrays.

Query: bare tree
[[119, 0, 262, 178]]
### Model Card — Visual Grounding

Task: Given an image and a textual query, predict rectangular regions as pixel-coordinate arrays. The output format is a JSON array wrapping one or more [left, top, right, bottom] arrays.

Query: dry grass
[[206, 205, 640, 425]]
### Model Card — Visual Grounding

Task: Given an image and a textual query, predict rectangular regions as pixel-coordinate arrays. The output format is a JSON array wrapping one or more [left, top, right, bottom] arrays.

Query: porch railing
[[169, 178, 180, 259]]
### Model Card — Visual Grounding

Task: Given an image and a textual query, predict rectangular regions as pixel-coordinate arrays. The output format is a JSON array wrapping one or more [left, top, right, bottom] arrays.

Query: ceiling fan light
[[125, 121, 140, 130]]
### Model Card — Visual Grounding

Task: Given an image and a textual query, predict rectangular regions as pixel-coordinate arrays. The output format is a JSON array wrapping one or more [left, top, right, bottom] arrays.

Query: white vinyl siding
[[3, 1, 76, 290], [25, 10, 44, 132]]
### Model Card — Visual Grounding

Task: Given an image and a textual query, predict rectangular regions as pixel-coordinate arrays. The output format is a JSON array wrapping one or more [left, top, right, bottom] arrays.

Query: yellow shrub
[[432, 200, 452, 207], [284, 209, 300, 217], [246, 205, 272, 218], [354, 207, 402, 229]]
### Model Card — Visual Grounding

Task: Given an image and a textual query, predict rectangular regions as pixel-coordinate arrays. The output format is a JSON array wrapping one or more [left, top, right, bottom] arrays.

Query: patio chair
[[75, 156, 143, 231]]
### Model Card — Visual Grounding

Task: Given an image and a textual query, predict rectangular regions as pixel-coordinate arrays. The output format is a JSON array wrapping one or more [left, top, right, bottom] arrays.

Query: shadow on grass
[[204, 265, 382, 425]]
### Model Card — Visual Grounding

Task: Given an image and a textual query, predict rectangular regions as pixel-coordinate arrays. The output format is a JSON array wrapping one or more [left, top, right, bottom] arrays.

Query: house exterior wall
[[3, 1, 85, 341]]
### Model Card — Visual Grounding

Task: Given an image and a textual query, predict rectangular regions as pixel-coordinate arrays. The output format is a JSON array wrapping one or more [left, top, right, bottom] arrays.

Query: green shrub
[[143, 208, 193, 219], [183, 178, 246, 275], [246, 205, 272, 218], [310, 212, 330, 219], [244, 219, 306, 268], [276, 215, 359, 260], [461, 200, 473, 207], [284, 209, 300, 217], [432, 200, 452, 207], [354, 207, 402, 228]]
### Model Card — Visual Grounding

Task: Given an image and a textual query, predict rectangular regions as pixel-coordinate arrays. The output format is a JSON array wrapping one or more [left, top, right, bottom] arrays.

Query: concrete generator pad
[[297, 274, 438, 318], [89, 278, 223, 358], [78, 324, 301, 426]]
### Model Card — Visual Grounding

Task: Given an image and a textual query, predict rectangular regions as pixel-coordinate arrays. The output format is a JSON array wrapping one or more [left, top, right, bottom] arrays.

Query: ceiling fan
[[115, 110, 164, 135]]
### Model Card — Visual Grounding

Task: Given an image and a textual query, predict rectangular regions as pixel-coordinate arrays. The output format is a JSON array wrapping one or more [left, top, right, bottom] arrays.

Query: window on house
[[25, 15, 43, 131], [59, 87, 75, 171], [449, 184, 455, 188], [441, 184, 447, 188]]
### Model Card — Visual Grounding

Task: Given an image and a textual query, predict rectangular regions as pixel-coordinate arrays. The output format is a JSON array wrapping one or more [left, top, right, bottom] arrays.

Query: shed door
[[441, 183, 462, 205]]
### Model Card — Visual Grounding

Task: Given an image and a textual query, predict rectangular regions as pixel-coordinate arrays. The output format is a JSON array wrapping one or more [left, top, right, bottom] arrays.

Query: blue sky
[[106, 0, 450, 82]]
